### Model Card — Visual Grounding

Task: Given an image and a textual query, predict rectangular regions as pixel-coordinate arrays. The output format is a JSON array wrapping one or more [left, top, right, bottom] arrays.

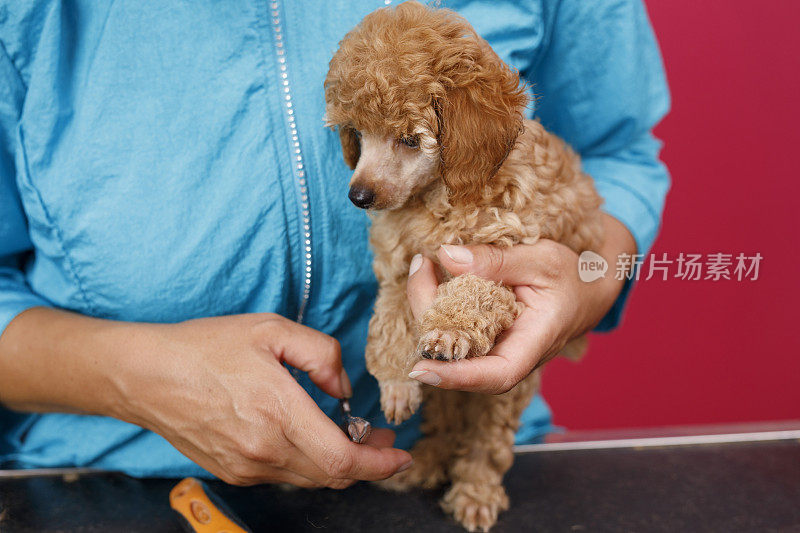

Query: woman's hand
[[0, 310, 412, 488], [127, 314, 412, 487], [405, 214, 636, 394]]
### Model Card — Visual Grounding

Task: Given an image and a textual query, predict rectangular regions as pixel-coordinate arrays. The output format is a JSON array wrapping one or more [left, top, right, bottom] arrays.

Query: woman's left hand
[[405, 213, 636, 394]]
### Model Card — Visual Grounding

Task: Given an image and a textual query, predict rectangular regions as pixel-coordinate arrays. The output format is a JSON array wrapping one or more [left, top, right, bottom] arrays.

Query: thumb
[[406, 254, 439, 321], [438, 244, 513, 282], [438, 241, 571, 286], [268, 319, 351, 399]]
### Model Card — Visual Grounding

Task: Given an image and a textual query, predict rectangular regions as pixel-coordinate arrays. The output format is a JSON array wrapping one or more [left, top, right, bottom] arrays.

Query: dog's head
[[324, 1, 528, 210]]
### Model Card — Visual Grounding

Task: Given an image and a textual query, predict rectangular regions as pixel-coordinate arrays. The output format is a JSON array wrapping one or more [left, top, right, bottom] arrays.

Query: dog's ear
[[436, 43, 528, 203], [338, 126, 361, 170]]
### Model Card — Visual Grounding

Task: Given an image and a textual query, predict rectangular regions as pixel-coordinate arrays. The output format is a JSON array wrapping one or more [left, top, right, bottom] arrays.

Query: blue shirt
[[0, 0, 669, 477]]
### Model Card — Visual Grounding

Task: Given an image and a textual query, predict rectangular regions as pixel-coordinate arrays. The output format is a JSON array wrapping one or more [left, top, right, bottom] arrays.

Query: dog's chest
[[384, 203, 541, 259]]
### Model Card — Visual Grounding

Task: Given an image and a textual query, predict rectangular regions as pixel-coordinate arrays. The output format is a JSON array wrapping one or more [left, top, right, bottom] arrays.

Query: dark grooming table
[[1, 424, 799, 532]]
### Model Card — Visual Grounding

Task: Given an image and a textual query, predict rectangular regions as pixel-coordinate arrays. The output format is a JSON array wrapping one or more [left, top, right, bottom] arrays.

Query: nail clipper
[[340, 399, 372, 444]]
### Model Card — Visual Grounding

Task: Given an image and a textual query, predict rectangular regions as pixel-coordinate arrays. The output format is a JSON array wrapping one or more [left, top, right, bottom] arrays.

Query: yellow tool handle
[[170, 477, 252, 533]]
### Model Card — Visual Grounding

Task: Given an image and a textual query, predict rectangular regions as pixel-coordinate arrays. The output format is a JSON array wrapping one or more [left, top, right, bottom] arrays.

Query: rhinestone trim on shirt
[[268, 0, 391, 322], [269, 1, 311, 322]]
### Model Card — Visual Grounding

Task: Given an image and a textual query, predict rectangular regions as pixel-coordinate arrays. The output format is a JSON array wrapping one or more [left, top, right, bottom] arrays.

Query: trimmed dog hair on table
[[324, 2, 604, 531]]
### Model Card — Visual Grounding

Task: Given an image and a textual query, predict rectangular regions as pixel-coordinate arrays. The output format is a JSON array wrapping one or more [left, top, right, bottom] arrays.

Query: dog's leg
[[417, 273, 520, 361], [441, 373, 540, 532], [377, 387, 461, 491], [366, 281, 423, 425]]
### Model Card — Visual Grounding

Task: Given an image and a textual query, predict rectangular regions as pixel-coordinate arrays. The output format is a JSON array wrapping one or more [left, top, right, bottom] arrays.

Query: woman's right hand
[[123, 313, 412, 487], [0, 309, 412, 488]]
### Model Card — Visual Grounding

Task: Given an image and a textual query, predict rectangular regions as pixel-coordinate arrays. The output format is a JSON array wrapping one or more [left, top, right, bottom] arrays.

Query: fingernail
[[408, 254, 423, 277], [408, 370, 441, 386], [397, 460, 414, 473], [340, 368, 353, 398], [441, 244, 473, 264]]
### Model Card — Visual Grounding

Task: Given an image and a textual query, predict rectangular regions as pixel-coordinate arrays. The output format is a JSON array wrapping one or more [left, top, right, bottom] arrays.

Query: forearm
[[581, 213, 637, 331], [0, 307, 158, 419]]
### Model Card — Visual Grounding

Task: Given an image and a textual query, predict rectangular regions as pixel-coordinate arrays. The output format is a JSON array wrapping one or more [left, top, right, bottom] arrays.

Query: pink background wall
[[543, 0, 800, 430]]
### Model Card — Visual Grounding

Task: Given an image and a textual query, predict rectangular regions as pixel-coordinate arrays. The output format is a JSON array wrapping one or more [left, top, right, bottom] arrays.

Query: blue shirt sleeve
[[0, 40, 50, 336], [524, 0, 671, 329]]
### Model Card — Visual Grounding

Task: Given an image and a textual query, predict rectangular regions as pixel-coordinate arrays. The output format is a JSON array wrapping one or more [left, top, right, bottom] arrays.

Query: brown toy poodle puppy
[[325, 2, 604, 531]]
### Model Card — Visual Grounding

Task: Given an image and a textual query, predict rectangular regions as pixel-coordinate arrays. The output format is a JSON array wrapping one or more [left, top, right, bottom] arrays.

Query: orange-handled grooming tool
[[170, 477, 253, 533]]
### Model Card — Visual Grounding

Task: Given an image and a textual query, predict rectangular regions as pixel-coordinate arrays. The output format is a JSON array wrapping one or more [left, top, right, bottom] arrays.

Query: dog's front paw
[[417, 329, 481, 361], [441, 482, 509, 532], [379, 380, 422, 425]]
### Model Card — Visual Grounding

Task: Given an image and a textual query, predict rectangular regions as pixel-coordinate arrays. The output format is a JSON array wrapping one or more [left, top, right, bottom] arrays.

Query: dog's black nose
[[348, 185, 375, 209]]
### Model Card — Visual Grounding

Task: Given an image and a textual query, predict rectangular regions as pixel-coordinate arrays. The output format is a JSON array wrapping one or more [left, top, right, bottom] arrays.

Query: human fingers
[[282, 385, 413, 482], [437, 240, 575, 287], [363, 427, 397, 449], [258, 317, 351, 399], [406, 254, 439, 321], [407, 307, 557, 394]]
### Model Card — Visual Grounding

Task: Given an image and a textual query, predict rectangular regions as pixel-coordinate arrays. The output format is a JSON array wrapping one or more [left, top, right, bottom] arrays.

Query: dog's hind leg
[[441, 373, 540, 532], [416, 273, 520, 362]]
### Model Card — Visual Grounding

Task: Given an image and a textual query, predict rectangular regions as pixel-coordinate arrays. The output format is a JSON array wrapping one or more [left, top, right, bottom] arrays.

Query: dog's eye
[[352, 128, 362, 140], [398, 134, 420, 149]]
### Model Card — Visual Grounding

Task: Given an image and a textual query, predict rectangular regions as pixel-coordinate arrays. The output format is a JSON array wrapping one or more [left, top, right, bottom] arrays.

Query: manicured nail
[[340, 368, 353, 398], [408, 370, 441, 386], [397, 460, 414, 473], [408, 254, 423, 277], [441, 245, 473, 264]]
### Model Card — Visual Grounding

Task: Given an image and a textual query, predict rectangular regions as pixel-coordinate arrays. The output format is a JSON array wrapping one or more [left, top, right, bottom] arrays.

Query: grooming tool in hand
[[340, 399, 372, 443], [170, 477, 252, 533]]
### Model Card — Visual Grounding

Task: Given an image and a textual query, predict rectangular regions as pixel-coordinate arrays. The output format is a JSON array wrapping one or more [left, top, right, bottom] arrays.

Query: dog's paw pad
[[441, 482, 509, 532], [379, 380, 422, 425], [418, 329, 472, 361]]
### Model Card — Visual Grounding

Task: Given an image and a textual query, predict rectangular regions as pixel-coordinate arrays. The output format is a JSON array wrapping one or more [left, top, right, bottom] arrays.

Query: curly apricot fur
[[325, 3, 604, 531]]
